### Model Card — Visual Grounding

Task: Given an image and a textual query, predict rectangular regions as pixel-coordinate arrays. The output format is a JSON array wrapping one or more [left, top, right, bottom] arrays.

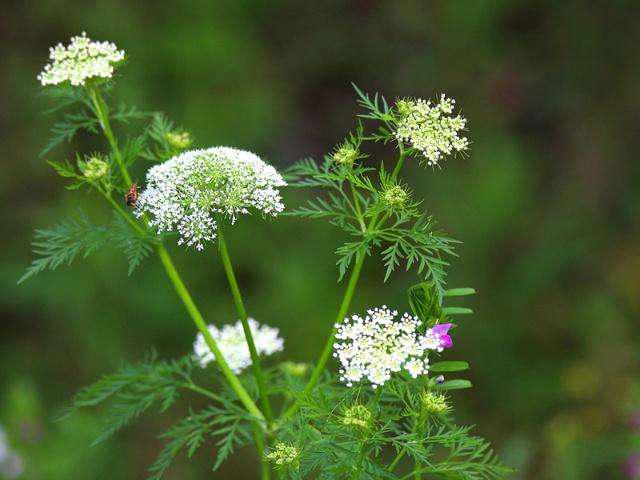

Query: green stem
[[251, 424, 271, 480], [101, 190, 146, 235], [282, 249, 366, 420], [218, 229, 273, 422], [87, 85, 132, 186], [387, 448, 406, 472], [281, 151, 409, 421], [156, 243, 264, 422]]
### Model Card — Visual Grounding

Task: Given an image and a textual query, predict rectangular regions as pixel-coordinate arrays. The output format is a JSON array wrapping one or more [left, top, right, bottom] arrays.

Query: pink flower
[[429, 323, 453, 350]]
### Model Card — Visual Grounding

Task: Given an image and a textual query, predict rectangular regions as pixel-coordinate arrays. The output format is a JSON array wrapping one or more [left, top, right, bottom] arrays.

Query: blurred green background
[[3, 1, 640, 478]]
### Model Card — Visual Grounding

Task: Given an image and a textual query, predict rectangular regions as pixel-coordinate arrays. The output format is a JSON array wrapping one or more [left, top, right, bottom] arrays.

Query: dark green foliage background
[[2, 1, 639, 478]]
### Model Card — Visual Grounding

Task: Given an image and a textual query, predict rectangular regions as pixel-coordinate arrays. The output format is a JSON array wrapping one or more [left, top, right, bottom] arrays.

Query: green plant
[[22, 33, 512, 479]]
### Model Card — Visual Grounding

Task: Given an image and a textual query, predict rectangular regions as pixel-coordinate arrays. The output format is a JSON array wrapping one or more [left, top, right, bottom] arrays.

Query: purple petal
[[432, 323, 453, 335], [439, 334, 453, 349]]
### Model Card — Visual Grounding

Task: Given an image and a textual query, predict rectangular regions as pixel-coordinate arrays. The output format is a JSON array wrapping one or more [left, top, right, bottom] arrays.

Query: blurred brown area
[[1, 1, 639, 478]]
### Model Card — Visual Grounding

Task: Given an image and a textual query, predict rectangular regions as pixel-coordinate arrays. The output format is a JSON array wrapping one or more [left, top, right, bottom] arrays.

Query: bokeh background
[[2, 1, 639, 478]]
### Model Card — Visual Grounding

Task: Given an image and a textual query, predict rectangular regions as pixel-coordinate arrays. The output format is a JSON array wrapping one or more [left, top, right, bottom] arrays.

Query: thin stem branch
[[281, 249, 366, 420], [218, 229, 273, 423], [387, 448, 407, 472], [156, 244, 264, 422], [281, 151, 409, 421], [87, 85, 132, 186]]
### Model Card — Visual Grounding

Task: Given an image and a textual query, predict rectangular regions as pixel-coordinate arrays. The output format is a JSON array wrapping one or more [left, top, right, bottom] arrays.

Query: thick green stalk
[[156, 244, 264, 421], [87, 85, 132, 186], [218, 229, 273, 422]]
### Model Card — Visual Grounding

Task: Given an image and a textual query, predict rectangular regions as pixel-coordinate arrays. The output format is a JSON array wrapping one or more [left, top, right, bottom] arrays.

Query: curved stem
[[156, 244, 264, 422], [218, 229, 273, 422], [87, 86, 132, 186]]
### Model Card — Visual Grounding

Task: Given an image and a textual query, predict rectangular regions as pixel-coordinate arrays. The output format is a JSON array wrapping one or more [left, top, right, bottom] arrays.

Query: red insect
[[125, 183, 139, 207]]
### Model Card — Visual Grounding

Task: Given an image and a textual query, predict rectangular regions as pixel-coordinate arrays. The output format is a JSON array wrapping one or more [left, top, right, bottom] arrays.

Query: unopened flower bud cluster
[[342, 404, 373, 430], [80, 155, 109, 181], [193, 318, 284, 373], [135, 147, 286, 250], [265, 442, 300, 469], [334, 306, 454, 388], [421, 391, 450, 416], [332, 144, 359, 166], [38, 32, 125, 86], [165, 130, 192, 150], [395, 95, 468, 166]]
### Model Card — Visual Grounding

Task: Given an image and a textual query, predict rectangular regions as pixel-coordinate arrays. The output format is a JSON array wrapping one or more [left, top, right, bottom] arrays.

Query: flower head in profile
[[334, 306, 454, 388], [193, 318, 284, 373], [37, 32, 125, 86], [395, 95, 468, 166], [135, 147, 286, 250]]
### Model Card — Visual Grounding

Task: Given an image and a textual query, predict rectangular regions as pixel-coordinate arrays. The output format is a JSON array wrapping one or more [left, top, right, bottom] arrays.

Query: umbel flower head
[[193, 318, 284, 373], [334, 306, 454, 388], [37, 32, 125, 87], [78, 155, 109, 181], [342, 404, 373, 430], [265, 442, 300, 469], [382, 184, 409, 209], [135, 147, 286, 250], [421, 391, 450, 416], [395, 94, 468, 166]]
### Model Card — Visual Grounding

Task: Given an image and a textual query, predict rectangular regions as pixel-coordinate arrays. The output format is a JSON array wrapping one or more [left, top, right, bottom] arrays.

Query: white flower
[[395, 94, 468, 166], [334, 306, 447, 388], [193, 318, 284, 373], [37, 32, 125, 86], [135, 147, 286, 250]]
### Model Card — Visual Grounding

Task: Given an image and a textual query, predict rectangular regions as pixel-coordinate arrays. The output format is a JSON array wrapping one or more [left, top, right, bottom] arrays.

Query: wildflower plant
[[21, 33, 512, 479]]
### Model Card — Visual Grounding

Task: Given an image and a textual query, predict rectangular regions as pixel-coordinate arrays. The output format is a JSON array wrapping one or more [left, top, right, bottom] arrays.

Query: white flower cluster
[[395, 95, 468, 166], [136, 147, 286, 250], [0, 426, 23, 479], [193, 318, 284, 373], [37, 32, 125, 86], [334, 306, 447, 388]]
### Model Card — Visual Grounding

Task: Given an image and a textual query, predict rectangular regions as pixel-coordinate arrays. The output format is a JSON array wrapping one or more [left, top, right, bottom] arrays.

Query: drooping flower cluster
[[395, 95, 468, 166], [193, 318, 284, 373], [37, 32, 125, 86], [334, 306, 453, 388], [135, 147, 286, 250]]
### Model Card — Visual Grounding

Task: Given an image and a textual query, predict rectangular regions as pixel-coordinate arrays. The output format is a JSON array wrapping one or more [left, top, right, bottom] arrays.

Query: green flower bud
[[332, 144, 358, 166], [396, 98, 413, 117], [266, 442, 300, 470], [382, 185, 409, 209], [421, 391, 450, 416], [342, 404, 373, 430], [280, 361, 309, 377], [165, 130, 192, 150], [80, 156, 109, 181]]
